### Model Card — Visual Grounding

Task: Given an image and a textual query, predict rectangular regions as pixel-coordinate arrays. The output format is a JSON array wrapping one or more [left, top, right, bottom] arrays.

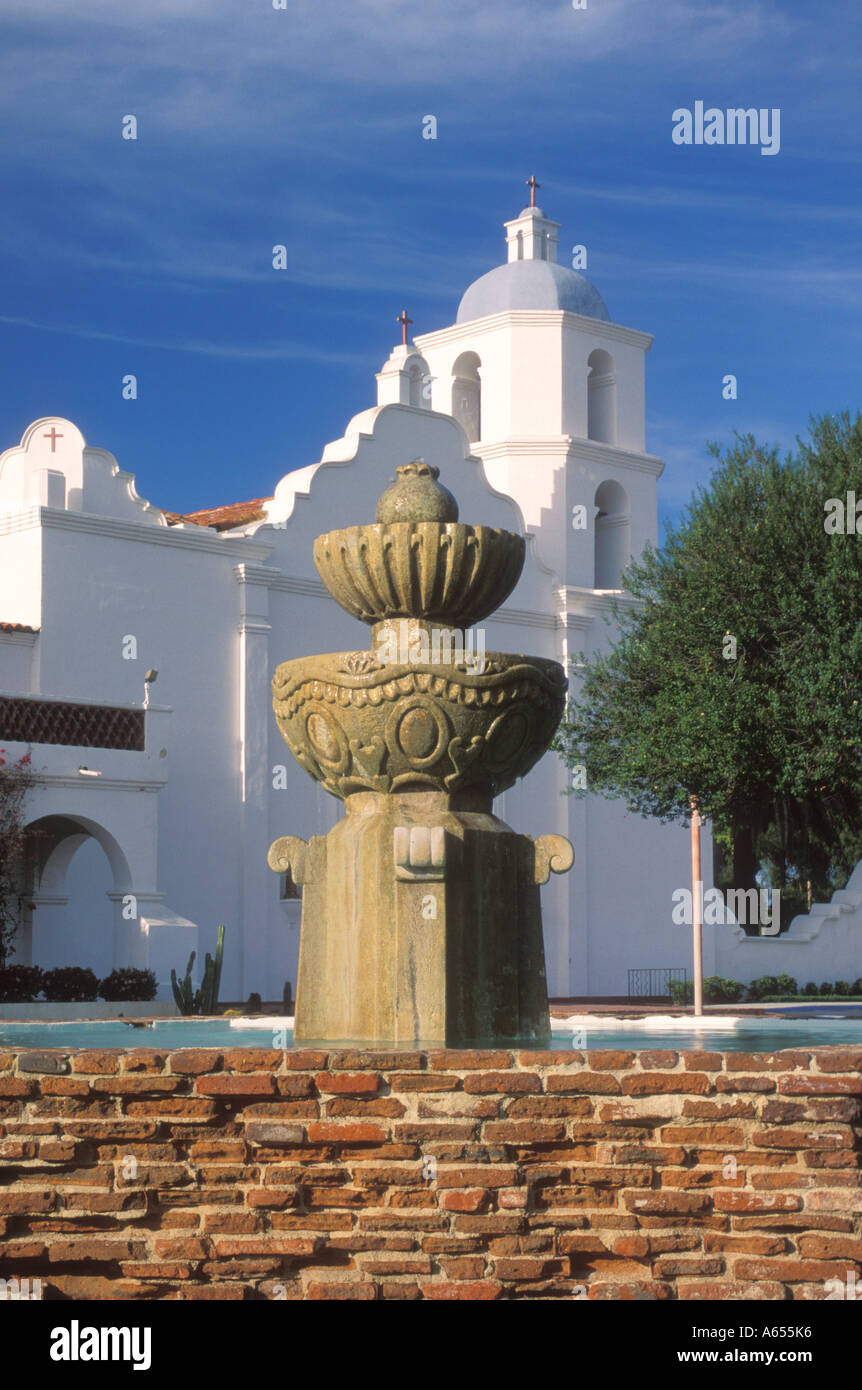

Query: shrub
[[246, 991, 262, 1013], [41, 967, 99, 1002], [852, 979, 862, 996], [773, 974, 798, 997], [834, 981, 851, 997], [0, 965, 43, 1002], [703, 976, 745, 1003], [820, 982, 834, 996], [803, 982, 820, 996], [747, 975, 778, 1001], [668, 978, 693, 1004], [99, 968, 157, 1002]]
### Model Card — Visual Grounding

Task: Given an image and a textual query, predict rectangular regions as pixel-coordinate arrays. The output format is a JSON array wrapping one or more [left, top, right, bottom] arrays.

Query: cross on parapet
[[525, 174, 541, 207], [43, 427, 63, 452], [396, 310, 413, 345]]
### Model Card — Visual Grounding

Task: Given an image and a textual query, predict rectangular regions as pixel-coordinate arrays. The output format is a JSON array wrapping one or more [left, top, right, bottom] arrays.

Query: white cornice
[[475, 436, 665, 478], [0, 506, 274, 561], [0, 630, 38, 647], [558, 584, 642, 618], [415, 310, 652, 352], [30, 773, 167, 793], [0, 690, 171, 712]]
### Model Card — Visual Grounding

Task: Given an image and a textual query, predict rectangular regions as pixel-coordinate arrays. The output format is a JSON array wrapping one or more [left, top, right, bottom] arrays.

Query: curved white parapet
[[714, 857, 862, 986]]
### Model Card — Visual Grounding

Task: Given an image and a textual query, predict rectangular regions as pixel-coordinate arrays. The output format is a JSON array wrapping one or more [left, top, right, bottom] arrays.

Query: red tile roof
[[0, 622, 39, 633], [164, 498, 271, 531]]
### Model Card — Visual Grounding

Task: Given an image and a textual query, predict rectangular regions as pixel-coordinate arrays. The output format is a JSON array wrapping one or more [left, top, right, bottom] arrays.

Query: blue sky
[[1, 0, 860, 533]]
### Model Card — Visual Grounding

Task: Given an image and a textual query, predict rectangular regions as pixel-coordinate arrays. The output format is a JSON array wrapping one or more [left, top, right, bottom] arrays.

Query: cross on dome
[[525, 174, 541, 208]]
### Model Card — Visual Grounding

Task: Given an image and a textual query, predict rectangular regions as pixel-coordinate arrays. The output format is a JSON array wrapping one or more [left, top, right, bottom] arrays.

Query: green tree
[[554, 413, 862, 914]]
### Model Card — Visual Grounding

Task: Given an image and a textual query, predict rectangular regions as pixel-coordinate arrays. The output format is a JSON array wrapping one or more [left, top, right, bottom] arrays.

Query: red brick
[[222, 1049, 282, 1072], [780, 1075, 862, 1095], [714, 1192, 802, 1213], [623, 1191, 710, 1215], [195, 1074, 275, 1096], [704, 1234, 787, 1255], [427, 1052, 513, 1070], [736, 1258, 861, 1281], [546, 1072, 621, 1095], [120, 1051, 167, 1073], [306, 1281, 376, 1300], [315, 1073, 381, 1094], [169, 1050, 224, 1075], [493, 1257, 562, 1280], [48, 1239, 138, 1263], [622, 1074, 710, 1096], [420, 1280, 502, 1300], [307, 1122, 386, 1144], [463, 1072, 541, 1095], [815, 1050, 862, 1072], [438, 1189, 489, 1213], [0, 1139, 36, 1159], [577, 1051, 636, 1070], [0, 1078, 33, 1097], [483, 1121, 566, 1142], [213, 1237, 318, 1256], [90, 1076, 184, 1095], [70, 1051, 121, 1075], [438, 1256, 487, 1279], [639, 1051, 680, 1069], [798, 1235, 862, 1259], [435, 1165, 519, 1189], [387, 1073, 460, 1092], [0, 1190, 56, 1214], [270, 1076, 315, 1100], [152, 1237, 208, 1260], [725, 1051, 811, 1071], [682, 1053, 724, 1071], [677, 1279, 786, 1300]]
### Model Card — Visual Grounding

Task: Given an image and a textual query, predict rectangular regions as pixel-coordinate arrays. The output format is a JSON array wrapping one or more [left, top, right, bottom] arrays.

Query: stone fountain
[[268, 460, 573, 1044]]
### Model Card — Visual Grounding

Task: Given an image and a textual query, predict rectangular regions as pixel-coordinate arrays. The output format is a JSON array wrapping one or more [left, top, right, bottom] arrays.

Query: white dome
[[457, 259, 610, 324]]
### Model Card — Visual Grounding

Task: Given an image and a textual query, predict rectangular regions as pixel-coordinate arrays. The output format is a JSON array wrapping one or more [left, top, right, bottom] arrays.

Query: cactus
[[170, 926, 225, 1015], [171, 951, 197, 1015], [198, 924, 225, 1015]]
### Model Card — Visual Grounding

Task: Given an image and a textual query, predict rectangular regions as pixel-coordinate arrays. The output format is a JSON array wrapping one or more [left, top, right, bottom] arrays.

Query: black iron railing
[[627, 967, 689, 1001]]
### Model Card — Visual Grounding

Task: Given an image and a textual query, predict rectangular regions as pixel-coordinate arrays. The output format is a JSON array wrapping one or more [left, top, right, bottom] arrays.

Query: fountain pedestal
[[268, 461, 573, 1045], [270, 791, 572, 1044]]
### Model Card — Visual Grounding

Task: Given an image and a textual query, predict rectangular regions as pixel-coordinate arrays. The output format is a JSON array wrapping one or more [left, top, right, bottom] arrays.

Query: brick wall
[[0, 1045, 860, 1301]]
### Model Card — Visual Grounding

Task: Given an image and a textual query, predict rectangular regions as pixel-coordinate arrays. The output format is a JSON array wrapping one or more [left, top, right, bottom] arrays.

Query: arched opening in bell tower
[[594, 479, 630, 589], [451, 351, 482, 443], [587, 349, 617, 444]]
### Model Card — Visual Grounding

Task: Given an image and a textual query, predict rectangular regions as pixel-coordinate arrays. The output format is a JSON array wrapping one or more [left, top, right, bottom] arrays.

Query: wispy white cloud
[[0, 312, 372, 366]]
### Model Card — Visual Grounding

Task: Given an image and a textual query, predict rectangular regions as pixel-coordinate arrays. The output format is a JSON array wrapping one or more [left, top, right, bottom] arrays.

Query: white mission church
[[3, 188, 854, 1002]]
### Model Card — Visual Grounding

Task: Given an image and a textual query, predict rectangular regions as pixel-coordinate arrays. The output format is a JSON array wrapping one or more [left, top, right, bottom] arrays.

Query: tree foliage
[[0, 748, 35, 965], [554, 413, 862, 898]]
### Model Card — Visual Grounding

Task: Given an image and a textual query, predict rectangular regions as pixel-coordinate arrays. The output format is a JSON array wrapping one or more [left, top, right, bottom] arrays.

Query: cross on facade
[[525, 174, 541, 207], [43, 427, 63, 452], [396, 310, 413, 345]]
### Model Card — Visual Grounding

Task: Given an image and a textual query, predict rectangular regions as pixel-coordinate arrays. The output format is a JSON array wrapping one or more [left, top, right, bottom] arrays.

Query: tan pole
[[690, 794, 703, 1017]]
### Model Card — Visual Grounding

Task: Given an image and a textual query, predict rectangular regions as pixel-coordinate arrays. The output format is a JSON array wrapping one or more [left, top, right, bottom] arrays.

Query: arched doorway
[[13, 814, 133, 977]]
